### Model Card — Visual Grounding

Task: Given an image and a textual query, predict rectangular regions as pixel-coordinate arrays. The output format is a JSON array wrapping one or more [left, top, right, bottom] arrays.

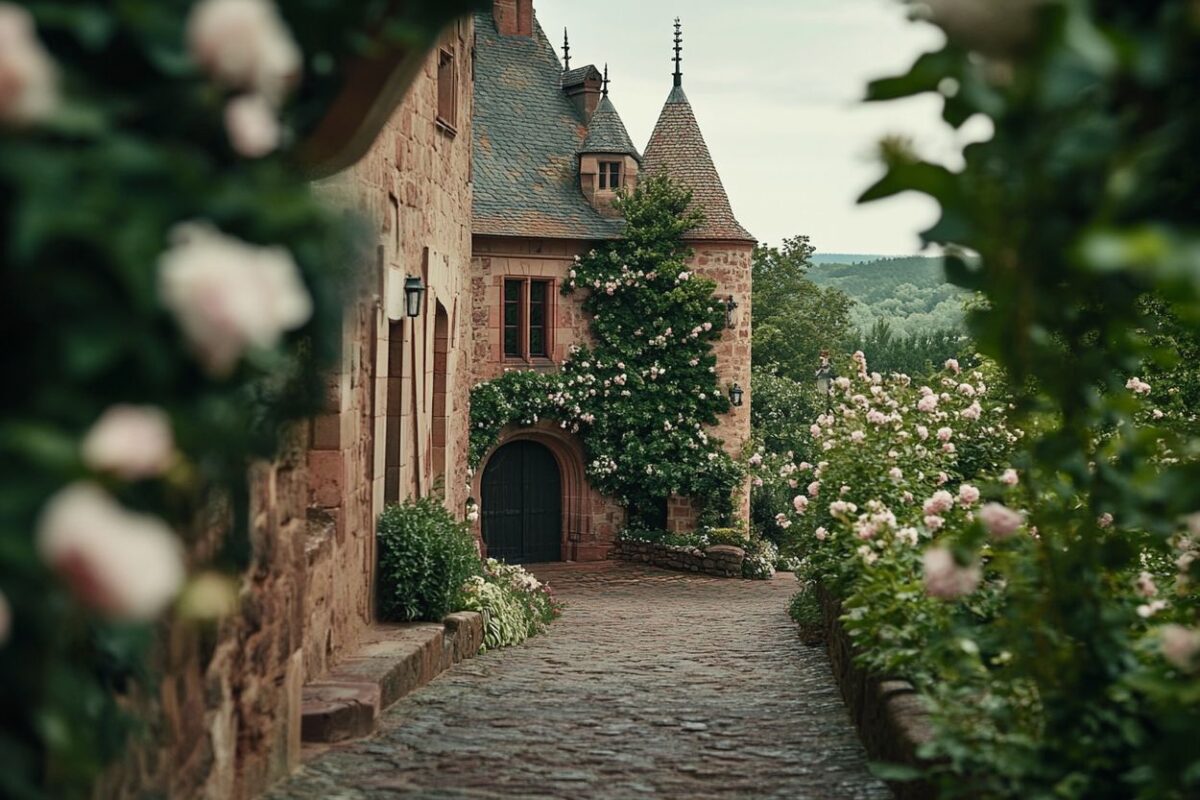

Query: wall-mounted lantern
[[729, 383, 744, 408], [724, 295, 739, 327], [404, 275, 426, 318]]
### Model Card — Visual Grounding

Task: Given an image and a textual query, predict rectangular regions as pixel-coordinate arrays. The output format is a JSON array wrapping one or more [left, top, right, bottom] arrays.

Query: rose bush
[[0, 1, 482, 797], [792, 1, 1200, 794]]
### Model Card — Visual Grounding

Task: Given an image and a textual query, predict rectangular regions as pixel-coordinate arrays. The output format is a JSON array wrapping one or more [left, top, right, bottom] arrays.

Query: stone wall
[[689, 241, 754, 524], [469, 235, 754, 540], [817, 585, 936, 800], [97, 436, 309, 800], [98, 19, 478, 800], [610, 540, 745, 578], [306, 17, 476, 680]]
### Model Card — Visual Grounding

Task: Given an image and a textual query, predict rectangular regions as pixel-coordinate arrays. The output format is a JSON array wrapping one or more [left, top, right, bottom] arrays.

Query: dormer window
[[599, 161, 623, 191]]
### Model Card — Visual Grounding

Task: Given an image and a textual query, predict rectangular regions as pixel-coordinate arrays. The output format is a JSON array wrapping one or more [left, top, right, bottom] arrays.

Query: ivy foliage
[[470, 176, 744, 525]]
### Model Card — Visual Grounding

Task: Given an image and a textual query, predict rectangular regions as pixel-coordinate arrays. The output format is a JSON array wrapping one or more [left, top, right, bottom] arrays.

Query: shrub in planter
[[377, 497, 480, 622], [458, 559, 562, 651], [706, 527, 748, 548]]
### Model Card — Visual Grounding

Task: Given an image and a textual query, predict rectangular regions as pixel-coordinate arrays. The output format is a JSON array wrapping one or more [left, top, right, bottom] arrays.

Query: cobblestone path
[[268, 563, 891, 799]]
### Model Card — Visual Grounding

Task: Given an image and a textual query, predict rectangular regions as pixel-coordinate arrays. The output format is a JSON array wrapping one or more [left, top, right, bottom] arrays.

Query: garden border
[[816, 585, 937, 800]]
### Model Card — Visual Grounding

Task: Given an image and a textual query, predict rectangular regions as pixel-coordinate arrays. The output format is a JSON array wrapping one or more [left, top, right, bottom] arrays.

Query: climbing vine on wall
[[470, 176, 744, 527]]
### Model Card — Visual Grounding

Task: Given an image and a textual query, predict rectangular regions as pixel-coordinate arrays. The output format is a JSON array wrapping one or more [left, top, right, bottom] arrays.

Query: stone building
[[468, 3, 755, 563], [103, 2, 751, 796]]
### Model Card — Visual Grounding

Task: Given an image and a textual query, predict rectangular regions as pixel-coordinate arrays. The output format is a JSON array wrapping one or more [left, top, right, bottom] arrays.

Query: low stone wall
[[301, 612, 484, 744], [610, 541, 745, 578], [816, 585, 936, 800]]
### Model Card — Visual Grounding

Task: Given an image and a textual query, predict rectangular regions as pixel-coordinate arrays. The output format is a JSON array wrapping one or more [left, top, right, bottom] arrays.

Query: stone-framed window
[[503, 278, 553, 360], [598, 160, 622, 191], [437, 47, 457, 133]]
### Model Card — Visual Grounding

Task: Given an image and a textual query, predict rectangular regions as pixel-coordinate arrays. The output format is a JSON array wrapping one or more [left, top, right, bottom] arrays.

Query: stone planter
[[609, 540, 745, 578], [817, 585, 937, 800]]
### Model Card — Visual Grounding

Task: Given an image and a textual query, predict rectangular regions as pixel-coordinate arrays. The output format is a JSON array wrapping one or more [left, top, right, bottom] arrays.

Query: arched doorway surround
[[473, 422, 603, 562]]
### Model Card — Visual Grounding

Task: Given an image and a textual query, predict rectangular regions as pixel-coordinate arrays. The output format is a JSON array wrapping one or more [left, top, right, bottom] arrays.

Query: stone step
[[300, 611, 483, 744]]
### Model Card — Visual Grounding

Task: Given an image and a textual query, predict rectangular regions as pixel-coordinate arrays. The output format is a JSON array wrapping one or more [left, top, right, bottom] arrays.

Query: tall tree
[[751, 236, 852, 381]]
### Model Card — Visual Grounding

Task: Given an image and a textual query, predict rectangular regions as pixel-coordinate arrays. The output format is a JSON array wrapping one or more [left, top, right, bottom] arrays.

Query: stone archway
[[473, 422, 601, 562]]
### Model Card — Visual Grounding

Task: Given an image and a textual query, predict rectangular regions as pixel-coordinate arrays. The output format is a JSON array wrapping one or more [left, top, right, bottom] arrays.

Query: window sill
[[503, 357, 559, 370], [435, 117, 458, 137]]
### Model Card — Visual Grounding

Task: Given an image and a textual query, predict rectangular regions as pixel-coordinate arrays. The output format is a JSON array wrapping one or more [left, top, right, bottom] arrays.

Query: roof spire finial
[[602, 63, 610, 97], [562, 28, 571, 71], [673, 17, 683, 88]]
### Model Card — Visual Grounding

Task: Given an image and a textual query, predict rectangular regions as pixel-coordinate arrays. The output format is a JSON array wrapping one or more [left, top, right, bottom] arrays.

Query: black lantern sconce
[[724, 294, 739, 327], [404, 275, 426, 318], [729, 383, 744, 408]]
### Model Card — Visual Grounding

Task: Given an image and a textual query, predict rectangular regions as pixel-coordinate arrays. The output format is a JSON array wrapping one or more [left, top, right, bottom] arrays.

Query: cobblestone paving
[[268, 563, 891, 800]]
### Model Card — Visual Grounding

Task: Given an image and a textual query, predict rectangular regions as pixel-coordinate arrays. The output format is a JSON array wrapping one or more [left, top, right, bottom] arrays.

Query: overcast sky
[[534, 0, 987, 256]]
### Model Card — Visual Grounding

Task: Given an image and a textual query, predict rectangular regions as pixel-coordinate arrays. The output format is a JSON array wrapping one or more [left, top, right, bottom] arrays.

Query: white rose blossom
[[36, 483, 185, 621], [187, 0, 301, 103], [225, 93, 281, 157], [82, 405, 176, 480], [158, 222, 313, 376], [0, 3, 59, 126]]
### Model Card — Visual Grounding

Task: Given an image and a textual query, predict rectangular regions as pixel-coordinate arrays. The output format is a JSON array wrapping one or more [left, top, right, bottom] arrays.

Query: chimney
[[562, 65, 603, 121], [494, 0, 533, 37]]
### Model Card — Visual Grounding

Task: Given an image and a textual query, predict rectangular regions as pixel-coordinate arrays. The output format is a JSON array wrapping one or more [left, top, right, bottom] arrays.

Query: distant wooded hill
[[808, 255, 967, 337]]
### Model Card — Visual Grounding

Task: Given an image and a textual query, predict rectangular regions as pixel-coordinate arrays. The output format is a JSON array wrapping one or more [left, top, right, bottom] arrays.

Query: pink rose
[[979, 502, 1023, 540], [37, 483, 184, 621], [1000, 469, 1019, 486], [1160, 625, 1200, 671], [0, 587, 10, 647], [0, 3, 59, 126], [958, 484, 980, 507], [923, 547, 981, 600]]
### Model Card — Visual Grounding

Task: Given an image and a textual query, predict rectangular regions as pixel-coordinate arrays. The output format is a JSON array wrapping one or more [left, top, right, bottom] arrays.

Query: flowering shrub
[[470, 177, 743, 526], [376, 497, 482, 623], [457, 559, 563, 651], [0, 1, 480, 796], [777, 356, 1200, 796], [816, 1, 1200, 793]]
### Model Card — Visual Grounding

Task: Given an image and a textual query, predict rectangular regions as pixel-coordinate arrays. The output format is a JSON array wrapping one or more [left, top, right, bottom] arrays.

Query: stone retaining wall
[[816, 585, 936, 800], [610, 541, 745, 578]]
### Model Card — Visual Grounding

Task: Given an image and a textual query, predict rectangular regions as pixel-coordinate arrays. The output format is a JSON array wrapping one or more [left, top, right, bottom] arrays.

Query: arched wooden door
[[481, 440, 562, 563]]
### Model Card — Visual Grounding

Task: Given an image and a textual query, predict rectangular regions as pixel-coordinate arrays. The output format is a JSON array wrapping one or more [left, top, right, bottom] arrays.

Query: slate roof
[[581, 96, 640, 159], [472, 13, 623, 240], [561, 65, 600, 88], [642, 86, 755, 242]]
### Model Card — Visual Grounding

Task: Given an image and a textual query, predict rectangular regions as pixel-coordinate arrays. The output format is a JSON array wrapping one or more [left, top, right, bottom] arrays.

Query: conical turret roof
[[642, 85, 754, 242], [582, 96, 640, 159]]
